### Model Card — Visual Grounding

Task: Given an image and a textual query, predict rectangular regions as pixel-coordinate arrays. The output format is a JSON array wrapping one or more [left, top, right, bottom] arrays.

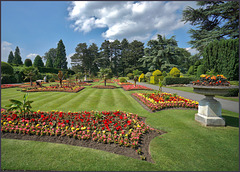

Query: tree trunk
[[30, 77, 32, 86], [60, 79, 62, 87], [104, 79, 107, 86]]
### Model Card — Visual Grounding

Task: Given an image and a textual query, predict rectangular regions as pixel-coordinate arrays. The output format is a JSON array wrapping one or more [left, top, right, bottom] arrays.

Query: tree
[[54, 40, 67, 69], [110, 39, 121, 76], [182, 1, 239, 52], [45, 57, 53, 68], [43, 48, 57, 66], [57, 71, 68, 87], [7, 51, 14, 64], [99, 40, 111, 68], [13, 46, 23, 65], [24, 59, 32, 67], [23, 67, 39, 86], [119, 38, 129, 76], [33, 55, 44, 67], [99, 68, 112, 86]]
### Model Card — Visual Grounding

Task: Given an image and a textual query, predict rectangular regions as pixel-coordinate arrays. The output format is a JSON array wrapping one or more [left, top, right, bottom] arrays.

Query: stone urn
[[193, 85, 238, 126]]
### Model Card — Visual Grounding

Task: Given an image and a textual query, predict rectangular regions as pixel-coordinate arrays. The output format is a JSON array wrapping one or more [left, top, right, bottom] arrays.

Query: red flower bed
[[1, 109, 157, 150], [101, 80, 114, 83], [1, 84, 21, 89], [132, 93, 198, 112], [24, 85, 85, 93], [122, 85, 153, 91], [113, 79, 120, 82], [92, 85, 117, 89]]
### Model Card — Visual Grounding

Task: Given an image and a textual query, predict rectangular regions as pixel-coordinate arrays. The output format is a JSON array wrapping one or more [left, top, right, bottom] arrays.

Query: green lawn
[[1, 81, 239, 171], [165, 86, 239, 102]]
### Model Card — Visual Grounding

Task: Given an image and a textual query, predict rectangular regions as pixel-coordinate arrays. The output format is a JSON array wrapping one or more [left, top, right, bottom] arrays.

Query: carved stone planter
[[193, 85, 238, 126]]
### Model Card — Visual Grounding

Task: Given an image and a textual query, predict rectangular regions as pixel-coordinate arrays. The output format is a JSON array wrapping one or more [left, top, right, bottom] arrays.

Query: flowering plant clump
[[1, 109, 157, 152], [113, 79, 120, 82], [122, 85, 153, 91], [24, 85, 85, 93], [71, 82, 92, 86], [132, 92, 198, 112], [92, 85, 117, 89], [93, 79, 100, 82], [1, 84, 21, 89], [193, 74, 230, 86]]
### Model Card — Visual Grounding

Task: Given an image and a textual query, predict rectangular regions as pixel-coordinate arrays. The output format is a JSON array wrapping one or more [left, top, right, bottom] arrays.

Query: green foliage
[[1, 75, 17, 84], [196, 65, 206, 77], [182, 1, 239, 52], [5, 93, 33, 117], [169, 67, 180, 77], [24, 59, 32, 67], [152, 69, 162, 76], [138, 73, 145, 82], [1, 62, 14, 75], [145, 72, 152, 82], [203, 39, 239, 80], [162, 71, 167, 77], [119, 77, 126, 83], [127, 73, 134, 79], [162, 77, 191, 85], [223, 88, 239, 97], [33, 55, 44, 67], [23, 67, 39, 86], [99, 68, 112, 86], [150, 76, 164, 84], [37, 67, 75, 75], [133, 69, 142, 76], [188, 65, 194, 75], [13, 46, 23, 65], [54, 39, 67, 69], [49, 78, 55, 82], [45, 57, 53, 68], [7, 51, 14, 64]]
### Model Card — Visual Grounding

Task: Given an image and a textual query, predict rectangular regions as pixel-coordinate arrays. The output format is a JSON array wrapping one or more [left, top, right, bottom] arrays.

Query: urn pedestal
[[193, 85, 238, 127]]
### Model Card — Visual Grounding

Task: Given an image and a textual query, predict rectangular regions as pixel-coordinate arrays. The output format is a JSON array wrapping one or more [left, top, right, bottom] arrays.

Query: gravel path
[[128, 81, 239, 113]]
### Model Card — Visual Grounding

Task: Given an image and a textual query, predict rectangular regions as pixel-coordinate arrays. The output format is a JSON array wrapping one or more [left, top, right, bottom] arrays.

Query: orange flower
[[211, 76, 216, 80]]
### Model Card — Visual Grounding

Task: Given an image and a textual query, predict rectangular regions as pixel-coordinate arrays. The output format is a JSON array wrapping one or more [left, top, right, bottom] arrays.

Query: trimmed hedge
[[1, 62, 14, 75], [223, 88, 239, 97], [1, 74, 17, 84], [150, 76, 164, 84], [37, 67, 75, 75], [162, 77, 191, 85]]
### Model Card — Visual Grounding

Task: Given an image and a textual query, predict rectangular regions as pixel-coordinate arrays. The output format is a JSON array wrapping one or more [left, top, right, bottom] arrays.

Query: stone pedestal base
[[195, 113, 225, 126], [195, 95, 225, 126]]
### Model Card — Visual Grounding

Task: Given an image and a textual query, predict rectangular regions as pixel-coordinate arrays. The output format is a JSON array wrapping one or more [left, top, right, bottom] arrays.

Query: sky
[[1, 1, 199, 68]]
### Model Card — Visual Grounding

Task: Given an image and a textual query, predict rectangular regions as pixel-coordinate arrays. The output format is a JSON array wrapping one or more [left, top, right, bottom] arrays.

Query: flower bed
[[24, 85, 85, 93], [92, 85, 117, 89], [117, 82, 134, 86], [132, 92, 198, 112], [113, 79, 120, 82], [193, 74, 230, 86], [1, 109, 162, 160], [122, 85, 153, 91], [1, 84, 21, 89], [101, 80, 114, 83]]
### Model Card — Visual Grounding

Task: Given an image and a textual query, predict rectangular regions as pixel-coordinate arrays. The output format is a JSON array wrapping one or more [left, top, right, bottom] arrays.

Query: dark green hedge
[[162, 77, 192, 85], [1, 74, 17, 84], [1, 62, 14, 75], [37, 67, 75, 75]]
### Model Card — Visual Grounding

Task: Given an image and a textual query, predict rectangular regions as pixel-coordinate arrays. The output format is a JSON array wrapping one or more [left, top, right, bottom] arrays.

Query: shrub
[[127, 73, 134, 79], [24, 59, 32, 67], [223, 88, 239, 97], [133, 69, 142, 76], [150, 76, 164, 84], [162, 77, 191, 85], [49, 78, 55, 82], [162, 71, 167, 77], [37, 67, 75, 75], [1, 62, 14, 75], [188, 66, 194, 75], [169, 67, 180, 77], [145, 72, 152, 82], [152, 69, 162, 76], [119, 77, 126, 83], [1, 74, 17, 84], [197, 65, 206, 77], [138, 73, 145, 82], [33, 55, 44, 67]]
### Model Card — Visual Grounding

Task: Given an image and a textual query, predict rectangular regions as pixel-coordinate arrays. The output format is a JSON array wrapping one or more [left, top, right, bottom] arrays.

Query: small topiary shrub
[[127, 73, 134, 79], [138, 73, 145, 82], [169, 67, 180, 77], [24, 59, 32, 67], [197, 65, 206, 77], [152, 69, 162, 76], [1, 62, 14, 75], [188, 66, 194, 75], [119, 77, 126, 83], [145, 72, 152, 82]]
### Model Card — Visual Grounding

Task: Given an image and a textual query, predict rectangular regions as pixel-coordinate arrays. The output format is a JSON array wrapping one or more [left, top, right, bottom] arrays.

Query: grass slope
[[1, 82, 239, 171]]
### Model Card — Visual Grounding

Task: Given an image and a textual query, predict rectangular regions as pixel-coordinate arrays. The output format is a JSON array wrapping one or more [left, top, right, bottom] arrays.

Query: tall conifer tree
[[54, 39, 67, 69], [13, 46, 23, 65], [7, 51, 14, 64]]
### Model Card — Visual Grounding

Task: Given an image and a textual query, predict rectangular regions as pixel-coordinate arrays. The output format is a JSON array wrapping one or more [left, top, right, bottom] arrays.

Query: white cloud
[[185, 47, 199, 55], [67, 53, 75, 68], [27, 53, 38, 59], [67, 1, 197, 41], [1, 41, 13, 62]]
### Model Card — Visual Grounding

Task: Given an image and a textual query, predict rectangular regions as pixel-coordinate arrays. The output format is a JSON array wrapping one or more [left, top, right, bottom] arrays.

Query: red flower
[[66, 120, 69, 123]]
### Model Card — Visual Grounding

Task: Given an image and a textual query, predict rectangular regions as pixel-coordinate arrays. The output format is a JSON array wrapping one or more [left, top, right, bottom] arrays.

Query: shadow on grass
[[222, 115, 239, 128]]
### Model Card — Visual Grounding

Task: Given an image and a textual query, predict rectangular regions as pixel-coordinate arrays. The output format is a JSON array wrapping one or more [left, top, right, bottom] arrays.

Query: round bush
[[1, 62, 14, 75], [169, 67, 180, 77], [152, 69, 162, 76], [197, 65, 206, 77], [188, 66, 194, 75], [24, 59, 32, 67], [119, 77, 126, 83], [127, 73, 134, 79]]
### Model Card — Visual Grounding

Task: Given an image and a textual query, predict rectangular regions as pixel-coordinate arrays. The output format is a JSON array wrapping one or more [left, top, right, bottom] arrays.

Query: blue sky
[[1, 1, 198, 68]]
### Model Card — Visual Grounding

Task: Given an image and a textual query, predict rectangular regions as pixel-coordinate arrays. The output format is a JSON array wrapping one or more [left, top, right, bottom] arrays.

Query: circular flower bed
[[24, 85, 85, 93], [92, 85, 117, 89], [122, 85, 153, 91], [1, 109, 163, 161], [117, 82, 134, 86], [100, 80, 114, 83], [132, 92, 198, 112], [193, 74, 230, 86]]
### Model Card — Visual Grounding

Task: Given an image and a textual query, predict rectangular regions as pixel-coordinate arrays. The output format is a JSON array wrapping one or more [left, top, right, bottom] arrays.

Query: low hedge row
[[37, 67, 75, 75], [162, 77, 192, 85]]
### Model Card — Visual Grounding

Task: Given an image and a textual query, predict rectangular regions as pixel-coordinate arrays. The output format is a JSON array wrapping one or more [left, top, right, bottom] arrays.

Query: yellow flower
[[3, 122, 6, 125], [37, 110, 41, 112], [76, 128, 80, 131], [81, 127, 86, 130], [56, 126, 58, 129], [26, 123, 28, 126], [66, 126, 69, 129], [71, 127, 75, 130], [200, 74, 207, 78], [102, 131, 106, 133], [125, 134, 128, 137], [8, 121, 12, 124]]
